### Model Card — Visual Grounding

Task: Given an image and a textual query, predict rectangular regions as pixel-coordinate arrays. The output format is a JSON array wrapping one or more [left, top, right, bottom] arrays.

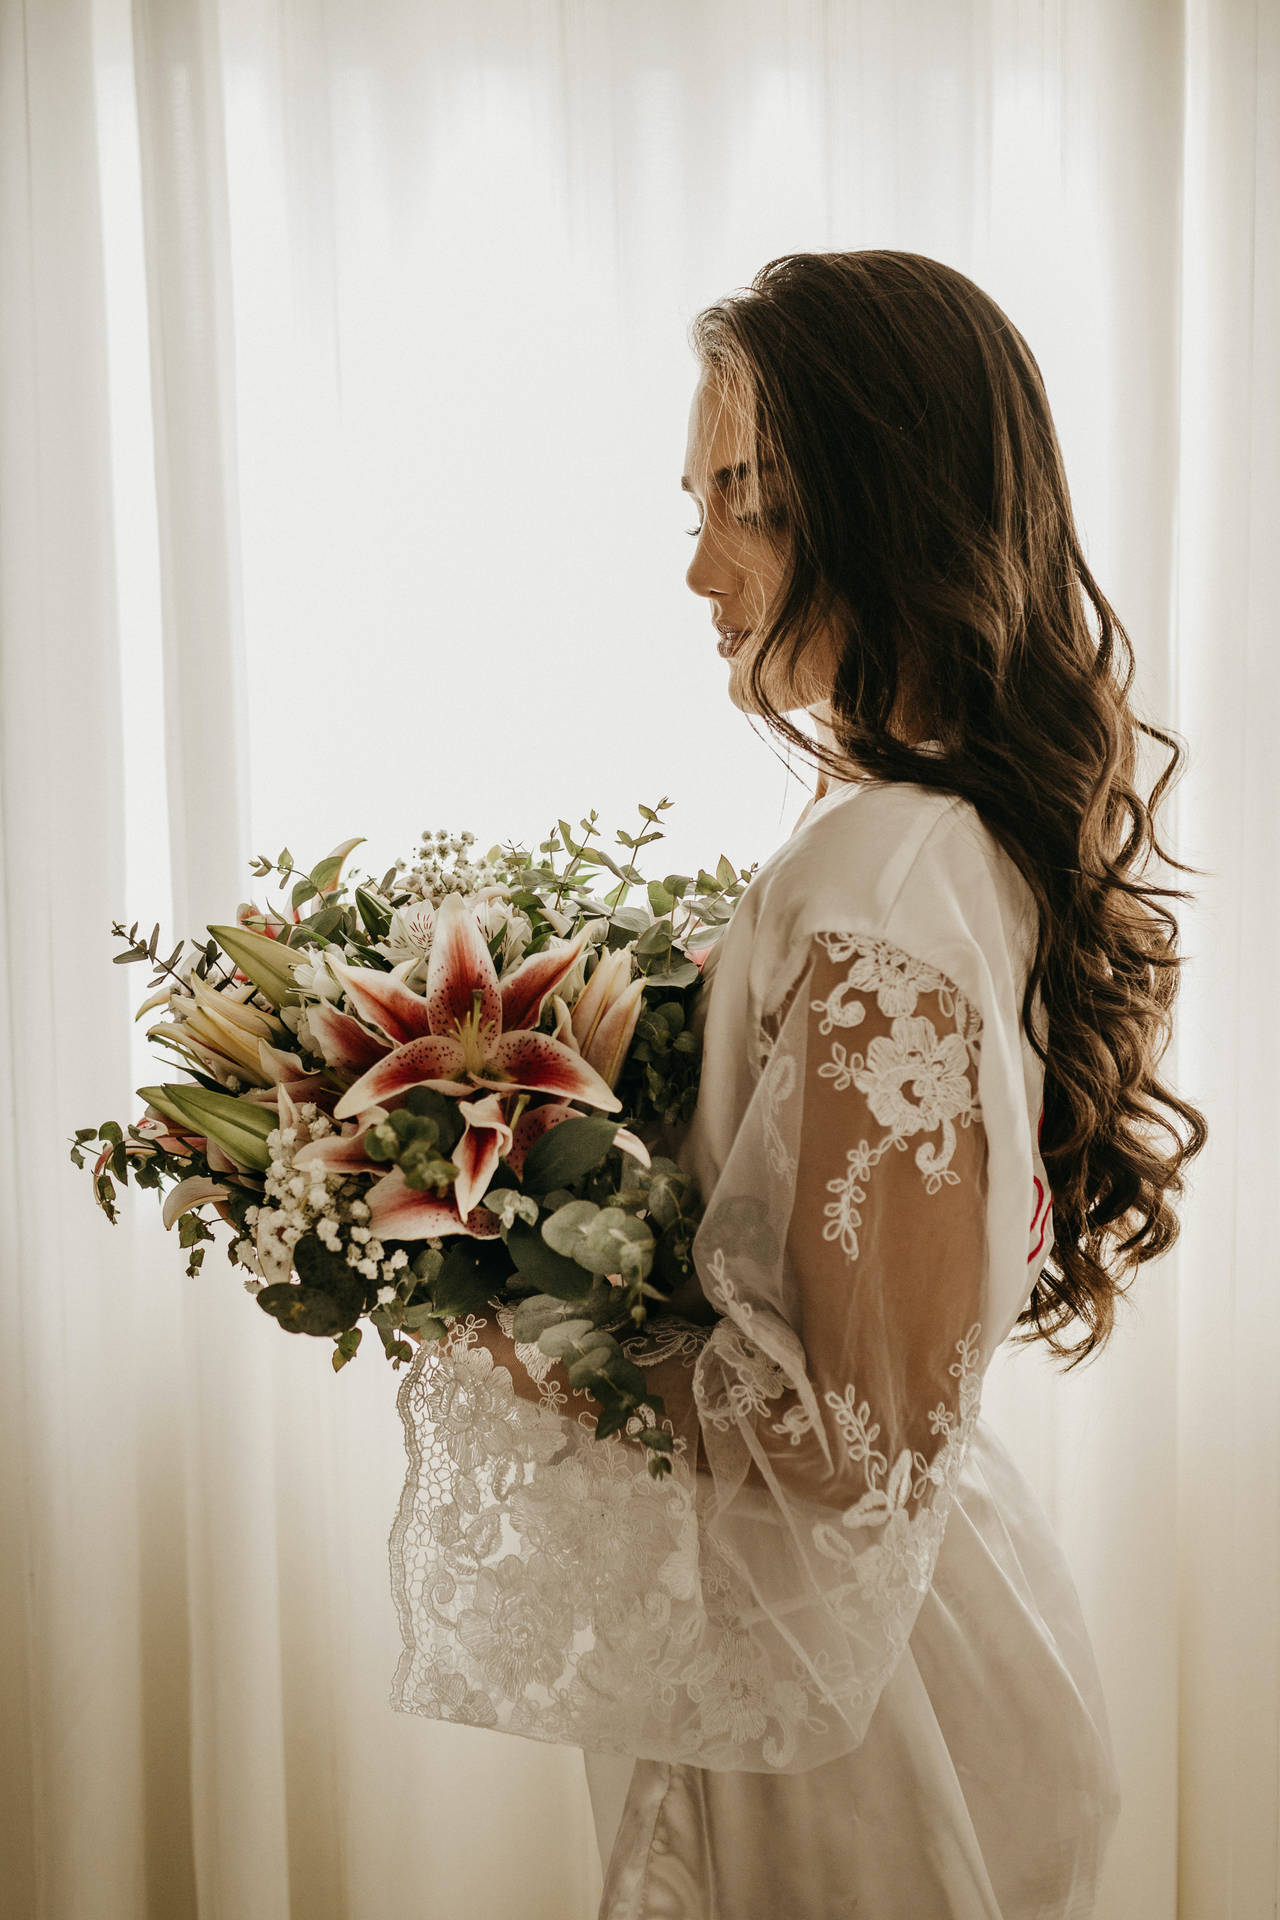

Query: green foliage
[[258, 1232, 367, 1336], [332, 1326, 363, 1371], [504, 1221, 593, 1301], [82, 798, 756, 1479], [429, 1236, 515, 1320], [519, 1116, 622, 1195]]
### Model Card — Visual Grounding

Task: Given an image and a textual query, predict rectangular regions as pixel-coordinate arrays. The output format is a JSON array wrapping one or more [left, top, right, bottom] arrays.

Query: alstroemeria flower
[[329, 892, 622, 1123]]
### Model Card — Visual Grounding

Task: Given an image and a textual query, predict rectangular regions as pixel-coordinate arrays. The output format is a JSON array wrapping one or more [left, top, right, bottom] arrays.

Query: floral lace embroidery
[[388, 930, 989, 1771], [389, 1314, 982, 1767], [799, 933, 984, 1260]]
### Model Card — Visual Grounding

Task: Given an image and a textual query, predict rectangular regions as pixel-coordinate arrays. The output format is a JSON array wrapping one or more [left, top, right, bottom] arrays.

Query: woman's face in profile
[[682, 369, 836, 719]]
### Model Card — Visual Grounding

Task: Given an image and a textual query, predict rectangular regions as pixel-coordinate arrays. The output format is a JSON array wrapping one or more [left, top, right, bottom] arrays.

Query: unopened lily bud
[[583, 976, 645, 1090], [571, 948, 634, 1055]]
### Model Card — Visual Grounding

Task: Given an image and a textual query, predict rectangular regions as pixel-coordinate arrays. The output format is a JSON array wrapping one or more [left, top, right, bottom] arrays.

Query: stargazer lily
[[329, 892, 622, 1123], [317, 1090, 651, 1243]]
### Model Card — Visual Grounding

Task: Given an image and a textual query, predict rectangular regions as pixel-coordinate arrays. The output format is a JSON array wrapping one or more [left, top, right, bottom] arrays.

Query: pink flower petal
[[612, 1125, 652, 1169], [499, 927, 591, 1031], [364, 1168, 502, 1240], [304, 1001, 391, 1076], [162, 1175, 231, 1230], [328, 959, 435, 1045], [332, 1034, 470, 1121], [424, 893, 502, 1048], [292, 1126, 382, 1176], [475, 1031, 622, 1111], [453, 1093, 515, 1219]]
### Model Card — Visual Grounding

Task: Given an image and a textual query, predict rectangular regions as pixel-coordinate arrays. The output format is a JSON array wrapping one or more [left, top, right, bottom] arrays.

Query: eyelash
[[685, 512, 763, 538]]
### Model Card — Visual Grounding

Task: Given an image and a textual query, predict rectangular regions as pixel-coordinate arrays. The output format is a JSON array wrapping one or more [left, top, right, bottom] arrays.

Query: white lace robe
[[389, 772, 1123, 1918]]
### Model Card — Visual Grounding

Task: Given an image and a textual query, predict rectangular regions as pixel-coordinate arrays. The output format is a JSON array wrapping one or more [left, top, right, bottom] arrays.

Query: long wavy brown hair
[[689, 249, 1207, 1367]]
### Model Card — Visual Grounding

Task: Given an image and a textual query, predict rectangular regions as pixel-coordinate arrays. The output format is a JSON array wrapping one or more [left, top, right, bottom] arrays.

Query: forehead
[[682, 371, 769, 495]]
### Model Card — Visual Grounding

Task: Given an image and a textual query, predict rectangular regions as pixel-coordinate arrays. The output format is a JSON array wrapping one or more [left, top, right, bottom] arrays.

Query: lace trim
[[388, 1313, 982, 1769]]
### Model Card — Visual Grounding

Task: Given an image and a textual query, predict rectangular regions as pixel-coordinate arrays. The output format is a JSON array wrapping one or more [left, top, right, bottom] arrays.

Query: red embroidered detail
[[1029, 1174, 1052, 1260]]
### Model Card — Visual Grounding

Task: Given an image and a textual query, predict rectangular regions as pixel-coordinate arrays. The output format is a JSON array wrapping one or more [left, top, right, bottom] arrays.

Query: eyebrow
[[680, 459, 777, 494]]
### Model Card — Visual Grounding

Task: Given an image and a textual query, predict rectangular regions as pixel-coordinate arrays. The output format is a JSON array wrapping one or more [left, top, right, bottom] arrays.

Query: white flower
[[380, 898, 438, 965], [292, 952, 345, 1002], [469, 894, 533, 969], [376, 1284, 397, 1305]]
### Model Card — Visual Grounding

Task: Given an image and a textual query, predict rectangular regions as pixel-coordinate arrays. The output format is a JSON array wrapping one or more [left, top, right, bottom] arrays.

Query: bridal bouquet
[[71, 802, 754, 1477]]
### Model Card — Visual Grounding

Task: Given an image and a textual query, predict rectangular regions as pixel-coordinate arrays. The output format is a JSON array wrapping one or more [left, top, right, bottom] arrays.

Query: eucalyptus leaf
[[641, 961, 699, 989], [294, 1232, 362, 1297], [512, 1293, 582, 1344], [541, 1199, 599, 1264], [505, 1221, 592, 1300], [594, 1399, 631, 1442], [608, 907, 650, 935], [257, 1282, 361, 1336], [577, 1208, 654, 1280], [536, 1318, 594, 1359], [430, 1236, 513, 1317], [520, 1117, 620, 1195]]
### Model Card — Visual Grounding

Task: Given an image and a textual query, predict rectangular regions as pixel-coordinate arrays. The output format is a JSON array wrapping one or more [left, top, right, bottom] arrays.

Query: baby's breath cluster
[[391, 828, 514, 905], [241, 1102, 409, 1295]]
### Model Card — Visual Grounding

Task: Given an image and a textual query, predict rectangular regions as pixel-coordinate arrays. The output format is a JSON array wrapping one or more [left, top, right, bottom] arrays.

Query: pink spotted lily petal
[[473, 1029, 623, 1111], [292, 1125, 383, 1177], [328, 958, 436, 1046], [498, 927, 591, 1032], [424, 892, 503, 1048], [364, 1168, 503, 1240], [332, 1035, 471, 1121], [452, 1092, 515, 1219], [304, 1001, 390, 1076]]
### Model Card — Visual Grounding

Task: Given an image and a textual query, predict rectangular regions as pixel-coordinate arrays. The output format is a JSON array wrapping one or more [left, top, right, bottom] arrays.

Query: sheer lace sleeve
[[389, 928, 990, 1773]]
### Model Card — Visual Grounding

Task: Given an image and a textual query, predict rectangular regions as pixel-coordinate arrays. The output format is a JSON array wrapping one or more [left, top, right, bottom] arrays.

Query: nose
[[685, 524, 729, 602]]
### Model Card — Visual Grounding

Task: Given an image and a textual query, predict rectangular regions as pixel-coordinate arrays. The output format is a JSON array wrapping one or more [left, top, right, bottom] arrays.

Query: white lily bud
[[583, 976, 645, 1090], [570, 947, 633, 1054]]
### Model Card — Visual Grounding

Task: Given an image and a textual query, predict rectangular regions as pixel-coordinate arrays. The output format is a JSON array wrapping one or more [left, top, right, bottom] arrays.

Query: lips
[[716, 626, 750, 659]]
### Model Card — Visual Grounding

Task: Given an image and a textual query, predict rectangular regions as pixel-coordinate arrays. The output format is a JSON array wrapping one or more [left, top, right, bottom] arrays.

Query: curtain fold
[[1, 1, 1274, 1914], [0, 3, 144, 1914]]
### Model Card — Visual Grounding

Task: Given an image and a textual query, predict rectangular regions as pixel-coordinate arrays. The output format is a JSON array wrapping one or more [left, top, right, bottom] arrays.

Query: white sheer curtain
[[1, 1, 1274, 1914]]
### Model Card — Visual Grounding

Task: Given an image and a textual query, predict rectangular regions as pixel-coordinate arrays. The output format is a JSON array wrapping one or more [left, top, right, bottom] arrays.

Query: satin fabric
[[578, 765, 1120, 1916], [586, 1417, 1119, 1917]]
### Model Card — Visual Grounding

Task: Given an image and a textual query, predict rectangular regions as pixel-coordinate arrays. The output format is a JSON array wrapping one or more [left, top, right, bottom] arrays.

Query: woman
[[393, 251, 1207, 1917]]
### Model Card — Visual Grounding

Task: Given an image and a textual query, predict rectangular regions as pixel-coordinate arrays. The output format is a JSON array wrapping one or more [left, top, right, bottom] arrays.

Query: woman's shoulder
[[753, 776, 970, 931], [744, 777, 1038, 1009]]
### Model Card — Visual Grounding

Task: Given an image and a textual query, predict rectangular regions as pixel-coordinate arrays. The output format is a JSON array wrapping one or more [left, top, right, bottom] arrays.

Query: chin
[[727, 656, 808, 720]]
